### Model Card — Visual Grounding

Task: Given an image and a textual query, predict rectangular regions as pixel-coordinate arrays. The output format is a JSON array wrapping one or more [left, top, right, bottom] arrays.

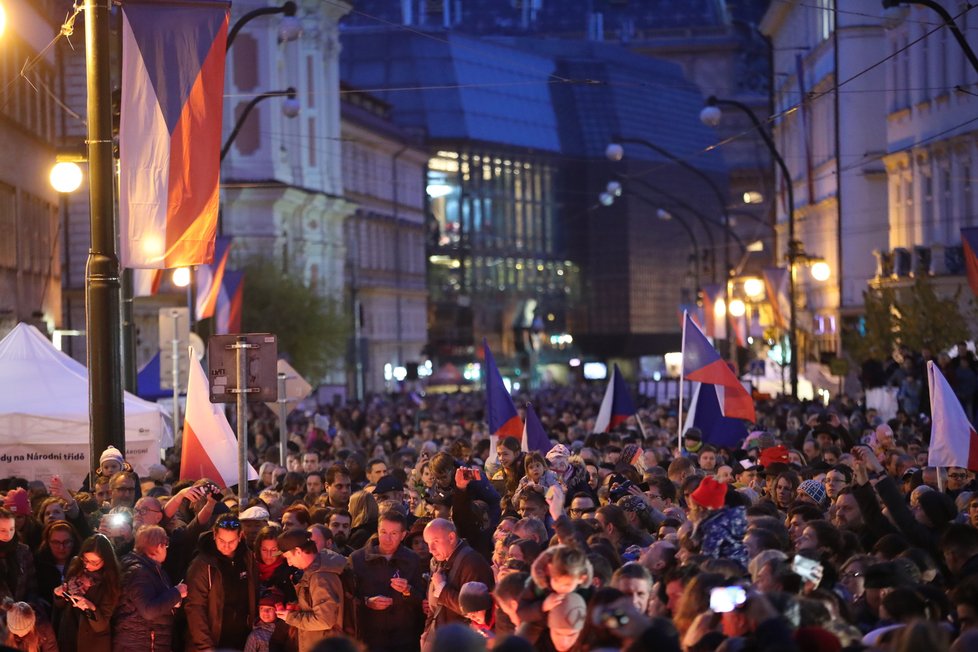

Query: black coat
[[350, 540, 424, 652], [113, 551, 183, 652]]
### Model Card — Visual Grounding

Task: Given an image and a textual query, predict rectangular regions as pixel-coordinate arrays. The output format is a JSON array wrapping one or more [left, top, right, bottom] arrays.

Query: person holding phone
[[52, 533, 121, 652]]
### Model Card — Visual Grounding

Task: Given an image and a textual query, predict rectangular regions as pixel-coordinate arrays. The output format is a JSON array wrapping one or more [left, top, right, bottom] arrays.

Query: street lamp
[[881, 0, 978, 74], [221, 87, 299, 161], [172, 267, 191, 288], [701, 95, 801, 399], [226, 0, 299, 50], [50, 162, 83, 193], [607, 136, 737, 363]]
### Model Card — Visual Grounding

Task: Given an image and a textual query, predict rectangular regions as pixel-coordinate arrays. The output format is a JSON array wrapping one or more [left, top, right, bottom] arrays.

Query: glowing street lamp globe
[[50, 162, 83, 193]]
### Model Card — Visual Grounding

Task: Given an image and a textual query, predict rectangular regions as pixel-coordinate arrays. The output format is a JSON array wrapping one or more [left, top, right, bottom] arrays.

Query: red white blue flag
[[214, 270, 244, 334], [119, 0, 229, 269], [927, 360, 978, 471], [484, 340, 522, 439], [962, 227, 978, 298], [762, 267, 790, 330], [682, 312, 755, 422], [522, 403, 551, 454], [195, 236, 232, 320], [593, 363, 637, 433]]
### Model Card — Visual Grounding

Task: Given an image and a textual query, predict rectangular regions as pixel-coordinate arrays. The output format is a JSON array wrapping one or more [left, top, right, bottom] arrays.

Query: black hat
[[276, 529, 312, 553], [375, 475, 405, 494], [458, 582, 493, 615], [917, 491, 956, 529]]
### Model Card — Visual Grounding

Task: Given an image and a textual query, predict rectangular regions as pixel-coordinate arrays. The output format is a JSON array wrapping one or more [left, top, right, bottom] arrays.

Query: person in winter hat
[[689, 476, 750, 571]]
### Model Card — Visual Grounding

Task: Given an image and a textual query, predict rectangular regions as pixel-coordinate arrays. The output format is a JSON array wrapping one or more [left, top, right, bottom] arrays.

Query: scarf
[[258, 556, 283, 583]]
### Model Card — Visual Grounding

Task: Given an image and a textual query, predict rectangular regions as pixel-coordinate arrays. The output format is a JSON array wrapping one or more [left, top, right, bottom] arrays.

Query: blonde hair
[[134, 525, 168, 554], [349, 490, 378, 529]]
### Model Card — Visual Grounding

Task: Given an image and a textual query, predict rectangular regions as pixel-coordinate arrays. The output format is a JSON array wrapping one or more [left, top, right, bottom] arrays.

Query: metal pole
[[85, 0, 125, 480], [121, 269, 137, 394], [235, 336, 249, 506], [171, 310, 181, 437], [277, 372, 288, 467]]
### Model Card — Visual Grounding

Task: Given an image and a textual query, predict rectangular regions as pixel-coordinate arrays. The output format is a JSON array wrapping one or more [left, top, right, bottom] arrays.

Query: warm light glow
[[811, 261, 831, 282], [141, 235, 164, 258], [729, 299, 746, 317], [0, 4, 6, 38], [713, 297, 726, 319], [743, 190, 764, 204], [172, 267, 191, 288], [49, 162, 83, 193], [743, 278, 764, 299]]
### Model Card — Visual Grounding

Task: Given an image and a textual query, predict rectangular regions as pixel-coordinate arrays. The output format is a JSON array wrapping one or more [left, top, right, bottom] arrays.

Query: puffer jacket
[[113, 551, 183, 652], [282, 549, 347, 652], [184, 531, 257, 651]]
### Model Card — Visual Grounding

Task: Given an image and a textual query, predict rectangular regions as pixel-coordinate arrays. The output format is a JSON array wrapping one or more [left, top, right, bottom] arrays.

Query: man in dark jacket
[[113, 525, 187, 652], [184, 516, 257, 650], [350, 510, 424, 652], [419, 518, 493, 652], [276, 529, 347, 652]]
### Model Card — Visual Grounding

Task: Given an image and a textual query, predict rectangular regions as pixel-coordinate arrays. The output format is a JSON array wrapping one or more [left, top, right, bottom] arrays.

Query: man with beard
[[327, 510, 354, 556], [0, 507, 34, 601], [351, 511, 424, 652]]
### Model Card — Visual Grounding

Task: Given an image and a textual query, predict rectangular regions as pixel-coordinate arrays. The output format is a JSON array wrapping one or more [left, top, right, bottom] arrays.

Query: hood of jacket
[[197, 530, 250, 566], [314, 549, 348, 575]]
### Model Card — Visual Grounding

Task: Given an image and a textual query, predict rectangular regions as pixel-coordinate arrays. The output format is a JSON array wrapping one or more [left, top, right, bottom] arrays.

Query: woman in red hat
[[688, 476, 750, 571]]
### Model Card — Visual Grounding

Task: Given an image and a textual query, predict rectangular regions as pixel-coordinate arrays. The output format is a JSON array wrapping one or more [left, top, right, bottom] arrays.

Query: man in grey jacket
[[276, 529, 347, 652]]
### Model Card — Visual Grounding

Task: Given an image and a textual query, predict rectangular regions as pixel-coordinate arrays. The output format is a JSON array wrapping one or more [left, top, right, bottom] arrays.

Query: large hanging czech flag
[[119, 0, 230, 269]]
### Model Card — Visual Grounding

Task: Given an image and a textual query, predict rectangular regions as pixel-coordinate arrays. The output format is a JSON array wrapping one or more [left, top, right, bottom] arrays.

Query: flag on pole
[[119, 0, 230, 268], [214, 270, 244, 334], [682, 313, 756, 422], [483, 340, 522, 467], [195, 236, 232, 320], [683, 382, 748, 448], [927, 360, 978, 471], [523, 403, 551, 454], [962, 227, 978, 298], [762, 267, 790, 329], [180, 351, 257, 487], [132, 269, 163, 297], [700, 284, 725, 339], [593, 363, 637, 433]]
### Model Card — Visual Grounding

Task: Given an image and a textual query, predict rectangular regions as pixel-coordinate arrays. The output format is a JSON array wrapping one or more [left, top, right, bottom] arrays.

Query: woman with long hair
[[252, 525, 296, 603], [347, 490, 378, 550], [52, 533, 121, 652], [1, 599, 58, 652], [35, 520, 82, 610]]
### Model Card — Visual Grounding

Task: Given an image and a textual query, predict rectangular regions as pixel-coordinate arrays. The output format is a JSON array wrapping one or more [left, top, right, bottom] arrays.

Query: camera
[[204, 483, 223, 501], [709, 586, 747, 613], [608, 474, 635, 502]]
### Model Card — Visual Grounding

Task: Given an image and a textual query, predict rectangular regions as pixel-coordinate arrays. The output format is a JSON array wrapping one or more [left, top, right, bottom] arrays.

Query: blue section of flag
[[125, 0, 228, 134], [136, 352, 171, 401], [523, 403, 551, 454], [610, 363, 637, 422], [484, 339, 521, 437], [683, 313, 721, 375], [690, 383, 747, 448]]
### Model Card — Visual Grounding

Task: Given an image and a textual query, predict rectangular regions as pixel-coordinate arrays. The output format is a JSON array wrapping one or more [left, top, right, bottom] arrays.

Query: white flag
[[927, 360, 978, 471]]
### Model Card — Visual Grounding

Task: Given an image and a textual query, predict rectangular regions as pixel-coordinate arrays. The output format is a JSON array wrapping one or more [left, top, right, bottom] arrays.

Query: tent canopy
[[0, 323, 171, 486]]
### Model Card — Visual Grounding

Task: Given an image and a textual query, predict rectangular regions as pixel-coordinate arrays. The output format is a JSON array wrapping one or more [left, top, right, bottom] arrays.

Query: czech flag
[[214, 270, 244, 334], [119, 0, 230, 269], [483, 340, 522, 467], [195, 236, 232, 320], [700, 284, 725, 339], [523, 403, 551, 454], [762, 267, 790, 329], [962, 227, 978, 298], [132, 269, 163, 297], [593, 364, 637, 432], [927, 360, 978, 471], [683, 382, 748, 448], [180, 350, 257, 488], [682, 312, 755, 422]]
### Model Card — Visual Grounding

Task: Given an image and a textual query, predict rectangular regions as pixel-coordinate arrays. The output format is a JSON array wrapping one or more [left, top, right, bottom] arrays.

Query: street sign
[[207, 333, 278, 403], [265, 359, 312, 412], [159, 308, 189, 392], [748, 359, 766, 377]]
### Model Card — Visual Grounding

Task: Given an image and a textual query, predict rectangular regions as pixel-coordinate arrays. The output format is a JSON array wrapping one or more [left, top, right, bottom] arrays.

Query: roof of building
[[339, 29, 726, 174]]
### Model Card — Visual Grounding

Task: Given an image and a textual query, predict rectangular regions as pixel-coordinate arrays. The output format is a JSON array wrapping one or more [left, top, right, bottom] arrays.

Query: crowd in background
[[0, 348, 976, 652]]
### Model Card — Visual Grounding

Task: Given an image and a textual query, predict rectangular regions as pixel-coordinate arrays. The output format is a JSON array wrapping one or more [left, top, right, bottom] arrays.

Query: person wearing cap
[[350, 510, 424, 652], [688, 476, 749, 571], [374, 475, 407, 508], [239, 505, 271, 550], [275, 528, 348, 651], [113, 525, 187, 652], [243, 591, 282, 652], [1, 599, 57, 652], [458, 581, 495, 643], [184, 515, 257, 650], [546, 590, 586, 652]]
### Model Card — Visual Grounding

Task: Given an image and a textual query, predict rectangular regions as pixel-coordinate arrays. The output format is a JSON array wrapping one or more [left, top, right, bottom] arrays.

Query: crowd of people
[[0, 368, 977, 652]]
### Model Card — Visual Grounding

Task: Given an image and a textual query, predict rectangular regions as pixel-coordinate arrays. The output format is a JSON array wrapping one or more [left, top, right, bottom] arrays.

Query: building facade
[[0, 0, 62, 337], [341, 90, 428, 395]]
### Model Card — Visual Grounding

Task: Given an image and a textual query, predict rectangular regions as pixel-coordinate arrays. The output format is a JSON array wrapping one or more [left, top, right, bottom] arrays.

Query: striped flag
[[593, 364, 637, 433], [483, 340, 522, 467], [682, 313, 755, 422], [214, 270, 244, 334], [119, 0, 230, 268], [523, 403, 551, 454], [927, 360, 978, 471], [700, 284, 724, 339], [195, 236, 232, 320], [962, 227, 978, 298], [762, 267, 790, 329], [132, 269, 163, 297], [180, 350, 257, 487]]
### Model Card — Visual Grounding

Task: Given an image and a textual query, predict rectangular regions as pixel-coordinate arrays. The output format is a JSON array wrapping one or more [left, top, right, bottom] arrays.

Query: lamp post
[[881, 0, 978, 74], [221, 88, 299, 161], [701, 95, 800, 399], [606, 137, 736, 362], [226, 0, 299, 50]]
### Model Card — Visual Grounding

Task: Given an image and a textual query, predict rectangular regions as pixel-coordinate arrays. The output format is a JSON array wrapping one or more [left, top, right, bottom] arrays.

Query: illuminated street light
[[606, 180, 622, 197], [743, 190, 764, 204], [172, 267, 192, 288], [50, 162, 83, 193], [729, 298, 746, 317], [743, 277, 764, 299], [599, 192, 614, 207], [811, 261, 831, 282]]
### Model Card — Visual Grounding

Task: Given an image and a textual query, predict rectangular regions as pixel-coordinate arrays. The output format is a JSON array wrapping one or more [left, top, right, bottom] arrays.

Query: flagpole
[[678, 311, 687, 455]]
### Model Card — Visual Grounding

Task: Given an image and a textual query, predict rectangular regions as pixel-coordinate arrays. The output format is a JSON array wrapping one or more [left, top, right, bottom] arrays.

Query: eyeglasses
[[49, 539, 73, 547], [134, 507, 162, 516], [217, 518, 241, 530], [568, 507, 596, 516], [842, 571, 862, 579], [949, 473, 968, 480]]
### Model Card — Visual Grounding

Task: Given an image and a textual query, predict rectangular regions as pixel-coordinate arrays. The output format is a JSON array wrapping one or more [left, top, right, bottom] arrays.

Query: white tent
[[0, 323, 172, 488]]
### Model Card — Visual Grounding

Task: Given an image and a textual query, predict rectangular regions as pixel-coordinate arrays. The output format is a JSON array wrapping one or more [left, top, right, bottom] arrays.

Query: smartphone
[[709, 586, 747, 613], [792, 555, 823, 583]]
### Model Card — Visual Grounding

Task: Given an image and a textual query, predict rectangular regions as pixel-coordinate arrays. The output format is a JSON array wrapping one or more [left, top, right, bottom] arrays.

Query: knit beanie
[[917, 491, 956, 529], [3, 488, 30, 516], [690, 476, 727, 510], [546, 444, 570, 464], [458, 582, 493, 615], [5, 602, 35, 637], [99, 445, 125, 467], [798, 479, 827, 505], [759, 445, 790, 468]]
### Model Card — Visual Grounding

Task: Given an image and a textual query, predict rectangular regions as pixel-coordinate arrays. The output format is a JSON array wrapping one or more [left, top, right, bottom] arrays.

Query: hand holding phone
[[709, 586, 747, 613], [792, 555, 824, 584]]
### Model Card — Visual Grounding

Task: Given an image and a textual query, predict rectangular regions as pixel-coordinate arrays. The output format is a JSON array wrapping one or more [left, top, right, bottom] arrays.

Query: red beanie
[[3, 488, 30, 516], [759, 445, 790, 468], [690, 476, 727, 510]]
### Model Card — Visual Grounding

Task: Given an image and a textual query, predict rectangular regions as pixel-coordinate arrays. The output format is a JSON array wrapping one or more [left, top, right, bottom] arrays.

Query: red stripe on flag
[[163, 17, 227, 267], [609, 414, 630, 429], [227, 279, 244, 333], [179, 422, 225, 484], [198, 247, 230, 319], [969, 427, 978, 472], [497, 415, 523, 439]]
